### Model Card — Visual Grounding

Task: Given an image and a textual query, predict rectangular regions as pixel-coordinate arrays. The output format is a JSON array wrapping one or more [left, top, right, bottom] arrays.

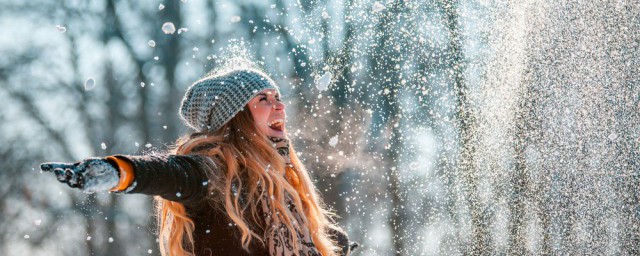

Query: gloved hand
[[40, 158, 120, 194]]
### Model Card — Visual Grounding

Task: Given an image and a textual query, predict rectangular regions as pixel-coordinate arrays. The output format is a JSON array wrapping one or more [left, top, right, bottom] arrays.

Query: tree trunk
[[442, 0, 490, 253], [368, 1, 406, 254]]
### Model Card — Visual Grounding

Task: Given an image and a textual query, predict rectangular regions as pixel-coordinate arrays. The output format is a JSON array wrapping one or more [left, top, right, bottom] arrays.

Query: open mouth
[[268, 119, 285, 132]]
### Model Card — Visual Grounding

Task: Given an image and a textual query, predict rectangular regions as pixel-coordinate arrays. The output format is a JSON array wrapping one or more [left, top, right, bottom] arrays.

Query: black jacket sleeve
[[110, 154, 216, 207]]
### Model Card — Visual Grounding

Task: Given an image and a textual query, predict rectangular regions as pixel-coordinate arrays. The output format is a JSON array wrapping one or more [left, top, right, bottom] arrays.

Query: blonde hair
[[155, 107, 341, 256]]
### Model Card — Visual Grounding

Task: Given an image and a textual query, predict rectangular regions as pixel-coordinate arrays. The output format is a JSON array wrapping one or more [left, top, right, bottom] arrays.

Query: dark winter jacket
[[110, 154, 355, 256]]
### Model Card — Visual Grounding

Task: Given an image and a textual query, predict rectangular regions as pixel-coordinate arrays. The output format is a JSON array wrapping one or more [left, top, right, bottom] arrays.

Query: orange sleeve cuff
[[106, 156, 135, 192]]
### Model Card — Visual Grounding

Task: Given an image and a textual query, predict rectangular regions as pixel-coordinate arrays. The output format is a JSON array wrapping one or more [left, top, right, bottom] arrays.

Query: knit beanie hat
[[179, 69, 280, 132]]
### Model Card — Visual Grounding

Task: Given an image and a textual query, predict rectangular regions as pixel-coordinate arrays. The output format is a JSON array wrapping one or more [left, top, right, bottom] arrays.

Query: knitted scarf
[[266, 137, 321, 256]]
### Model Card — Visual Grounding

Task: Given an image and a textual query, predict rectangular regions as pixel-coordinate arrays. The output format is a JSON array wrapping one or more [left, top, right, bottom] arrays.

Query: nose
[[273, 100, 285, 111]]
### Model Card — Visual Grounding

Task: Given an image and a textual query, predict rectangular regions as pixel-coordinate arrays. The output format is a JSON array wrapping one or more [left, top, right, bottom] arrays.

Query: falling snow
[[84, 77, 96, 91], [328, 135, 338, 147], [55, 25, 66, 33], [161, 22, 176, 34], [315, 72, 332, 91], [372, 2, 385, 13], [8, 0, 640, 255]]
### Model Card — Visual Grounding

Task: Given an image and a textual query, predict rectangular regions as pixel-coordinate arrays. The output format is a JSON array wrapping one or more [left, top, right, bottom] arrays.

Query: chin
[[266, 127, 286, 138], [267, 119, 286, 138], [269, 131, 286, 138]]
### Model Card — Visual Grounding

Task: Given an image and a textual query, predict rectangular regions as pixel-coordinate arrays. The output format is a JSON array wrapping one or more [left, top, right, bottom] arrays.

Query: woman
[[40, 68, 356, 256]]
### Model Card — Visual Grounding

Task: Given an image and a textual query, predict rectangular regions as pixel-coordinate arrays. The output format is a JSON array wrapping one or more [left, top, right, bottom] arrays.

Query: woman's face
[[247, 89, 286, 138]]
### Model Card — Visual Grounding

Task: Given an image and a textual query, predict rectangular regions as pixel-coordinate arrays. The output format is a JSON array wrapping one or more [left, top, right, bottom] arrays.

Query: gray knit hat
[[179, 69, 280, 132]]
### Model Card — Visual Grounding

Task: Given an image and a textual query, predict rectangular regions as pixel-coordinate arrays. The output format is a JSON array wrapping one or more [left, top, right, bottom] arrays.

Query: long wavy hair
[[155, 106, 341, 256]]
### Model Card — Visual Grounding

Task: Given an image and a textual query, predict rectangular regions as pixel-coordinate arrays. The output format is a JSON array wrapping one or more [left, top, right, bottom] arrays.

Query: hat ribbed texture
[[179, 69, 279, 132]]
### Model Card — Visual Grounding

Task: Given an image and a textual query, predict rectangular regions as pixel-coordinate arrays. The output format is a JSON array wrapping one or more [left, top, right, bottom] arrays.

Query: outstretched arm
[[110, 154, 214, 205], [40, 154, 216, 207]]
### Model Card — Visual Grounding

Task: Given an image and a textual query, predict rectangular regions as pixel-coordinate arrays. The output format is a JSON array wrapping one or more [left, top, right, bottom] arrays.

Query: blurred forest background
[[1, 0, 639, 255]]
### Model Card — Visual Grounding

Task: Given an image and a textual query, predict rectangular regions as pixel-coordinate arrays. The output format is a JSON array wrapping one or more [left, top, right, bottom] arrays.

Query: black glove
[[40, 158, 120, 194]]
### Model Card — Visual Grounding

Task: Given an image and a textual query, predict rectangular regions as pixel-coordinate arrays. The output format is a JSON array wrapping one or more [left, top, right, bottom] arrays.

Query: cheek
[[249, 104, 270, 125]]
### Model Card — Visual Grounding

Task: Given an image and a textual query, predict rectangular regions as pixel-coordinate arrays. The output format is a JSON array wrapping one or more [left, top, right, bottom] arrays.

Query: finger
[[40, 163, 54, 172], [77, 175, 85, 188], [68, 181, 80, 188], [40, 162, 74, 172], [64, 168, 82, 188], [69, 166, 88, 189], [53, 168, 68, 182], [64, 168, 74, 180]]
